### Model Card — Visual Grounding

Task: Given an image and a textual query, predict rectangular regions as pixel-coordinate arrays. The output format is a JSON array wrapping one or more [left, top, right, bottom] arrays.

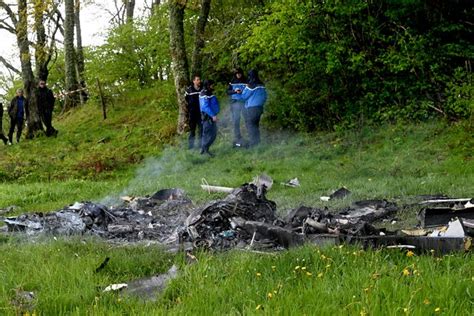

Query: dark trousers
[[230, 100, 244, 143], [188, 112, 202, 149], [244, 106, 263, 147], [0, 133, 7, 144], [41, 108, 56, 136], [8, 117, 23, 143], [201, 119, 217, 153]]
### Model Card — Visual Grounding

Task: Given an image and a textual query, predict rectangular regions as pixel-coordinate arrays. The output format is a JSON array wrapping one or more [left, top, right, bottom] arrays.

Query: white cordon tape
[[54, 87, 88, 99]]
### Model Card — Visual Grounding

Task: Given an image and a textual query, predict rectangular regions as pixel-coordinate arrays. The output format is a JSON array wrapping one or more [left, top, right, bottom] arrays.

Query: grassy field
[[0, 240, 472, 315], [0, 86, 473, 314]]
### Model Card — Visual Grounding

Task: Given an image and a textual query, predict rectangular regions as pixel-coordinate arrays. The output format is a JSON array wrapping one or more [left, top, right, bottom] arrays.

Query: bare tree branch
[[0, 0, 18, 27], [0, 55, 20, 75]]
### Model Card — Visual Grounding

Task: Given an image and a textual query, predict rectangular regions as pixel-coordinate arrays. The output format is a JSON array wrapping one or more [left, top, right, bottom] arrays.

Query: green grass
[[0, 84, 473, 315], [0, 240, 472, 315]]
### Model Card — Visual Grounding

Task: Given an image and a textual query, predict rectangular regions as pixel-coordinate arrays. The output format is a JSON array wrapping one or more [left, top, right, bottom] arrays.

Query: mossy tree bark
[[169, 0, 190, 134]]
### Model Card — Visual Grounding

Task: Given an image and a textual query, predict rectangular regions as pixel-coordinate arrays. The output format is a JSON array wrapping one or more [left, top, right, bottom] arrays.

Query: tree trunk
[[152, 0, 161, 14], [17, 0, 42, 137], [191, 0, 211, 77], [75, 0, 85, 81], [34, 0, 49, 81], [169, 0, 190, 134], [125, 0, 135, 23], [64, 0, 79, 108]]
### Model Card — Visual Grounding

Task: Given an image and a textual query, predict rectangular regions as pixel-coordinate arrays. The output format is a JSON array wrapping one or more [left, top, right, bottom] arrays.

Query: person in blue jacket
[[226, 68, 246, 147], [199, 80, 220, 157], [236, 69, 267, 147]]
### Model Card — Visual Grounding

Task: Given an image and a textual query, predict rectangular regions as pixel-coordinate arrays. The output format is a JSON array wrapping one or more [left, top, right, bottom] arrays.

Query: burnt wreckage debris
[[1, 185, 472, 253]]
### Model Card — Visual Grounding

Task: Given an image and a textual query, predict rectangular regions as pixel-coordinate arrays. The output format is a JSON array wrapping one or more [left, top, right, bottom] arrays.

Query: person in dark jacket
[[199, 80, 220, 157], [8, 89, 28, 144], [37, 79, 57, 137], [226, 68, 246, 147], [0, 102, 9, 145], [235, 69, 267, 147], [185, 75, 203, 149]]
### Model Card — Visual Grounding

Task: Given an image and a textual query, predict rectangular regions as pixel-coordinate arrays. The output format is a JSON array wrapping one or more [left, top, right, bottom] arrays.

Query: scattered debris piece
[[418, 203, 474, 227], [121, 265, 178, 302], [11, 289, 36, 314], [103, 283, 128, 292], [151, 188, 187, 201], [95, 257, 111, 273], [329, 187, 351, 200], [281, 178, 300, 188], [200, 184, 234, 193], [252, 173, 274, 190]]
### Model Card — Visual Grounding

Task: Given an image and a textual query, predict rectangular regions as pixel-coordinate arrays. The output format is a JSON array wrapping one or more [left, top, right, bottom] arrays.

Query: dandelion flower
[[317, 272, 323, 278], [402, 268, 410, 276], [406, 250, 415, 257], [301, 267, 307, 270], [256, 272, 262, 277], [434, 307, 441, 312], [306, 272, 312, 276], [267, 292, 273, 299]]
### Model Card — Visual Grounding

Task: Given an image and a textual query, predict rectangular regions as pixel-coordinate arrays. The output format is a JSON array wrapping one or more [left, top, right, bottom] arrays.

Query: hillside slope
[[0, 84, 473, 213]]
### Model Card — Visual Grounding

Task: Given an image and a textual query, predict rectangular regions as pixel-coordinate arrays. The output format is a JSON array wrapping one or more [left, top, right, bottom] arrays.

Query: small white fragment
[[103, 283, 128, 292], [320, 196, 330, 202]]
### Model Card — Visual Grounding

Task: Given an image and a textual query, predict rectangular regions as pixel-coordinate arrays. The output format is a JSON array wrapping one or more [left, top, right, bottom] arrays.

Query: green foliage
[[235, 0, 474, 131], [85, 7, 170, 93]]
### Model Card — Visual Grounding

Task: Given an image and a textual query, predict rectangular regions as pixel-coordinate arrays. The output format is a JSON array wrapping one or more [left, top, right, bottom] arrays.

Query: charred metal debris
[[1, 185, 473, 253]]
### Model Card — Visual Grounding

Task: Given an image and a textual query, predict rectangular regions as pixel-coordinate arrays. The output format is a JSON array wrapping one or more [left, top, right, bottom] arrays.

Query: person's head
[[202, 79, 215, 94], [248, 69, 262, 86], [38, 80, 46, 88], [234, 68, 244, 79], [192, 75, 201, 88], [16, 89, 24, 97]]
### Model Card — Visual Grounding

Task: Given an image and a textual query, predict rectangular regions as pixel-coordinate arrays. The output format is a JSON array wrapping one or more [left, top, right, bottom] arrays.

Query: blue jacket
[[236, 84, 267, 108], [227, 75, 247, 102], [199, 94, 220, 118]]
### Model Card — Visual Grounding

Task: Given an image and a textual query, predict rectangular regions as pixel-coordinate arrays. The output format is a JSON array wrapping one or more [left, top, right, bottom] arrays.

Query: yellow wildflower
[[301, 266, 307, 270], [256, 272, 261, 277], [434, 307, 441, 312], [360, 310, 367, 316], [267, 292, 273, 299], [326, 264, 331, 269], [256, 304, 262, 310], [402, 268, 410, 276], [271, 266, 276, 270], [317, 272, 323, 278], [406, 250, 415, 257], [423, 298, 430, 305], [295, 266, 301, 270], [306, 272, 312, 276]]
